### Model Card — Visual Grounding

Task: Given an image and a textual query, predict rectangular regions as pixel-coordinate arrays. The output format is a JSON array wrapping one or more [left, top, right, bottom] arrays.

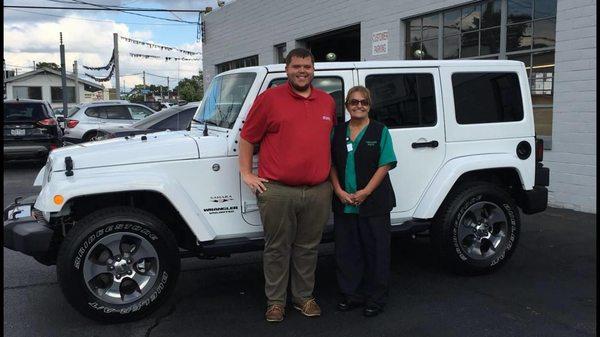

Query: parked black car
[[4, 99, 64, 161], [97, 101, 200, 139]]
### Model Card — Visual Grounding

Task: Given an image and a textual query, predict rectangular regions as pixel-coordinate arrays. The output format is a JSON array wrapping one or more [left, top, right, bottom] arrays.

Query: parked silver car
[[63, 101, 156, 143]]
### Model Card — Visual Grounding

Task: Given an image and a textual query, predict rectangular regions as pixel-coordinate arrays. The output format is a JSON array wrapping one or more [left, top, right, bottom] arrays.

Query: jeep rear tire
[[431, 182, 520, 275], [56, 207, 180, 322]]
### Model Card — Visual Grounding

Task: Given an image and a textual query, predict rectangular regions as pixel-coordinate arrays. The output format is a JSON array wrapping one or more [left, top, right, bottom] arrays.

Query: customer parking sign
[[372, 30, 389, 56]]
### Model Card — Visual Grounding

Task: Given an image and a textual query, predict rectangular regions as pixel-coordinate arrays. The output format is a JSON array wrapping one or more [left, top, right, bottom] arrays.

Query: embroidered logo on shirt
[[322, 115, 332, 121], [366, 140, 378, 146]]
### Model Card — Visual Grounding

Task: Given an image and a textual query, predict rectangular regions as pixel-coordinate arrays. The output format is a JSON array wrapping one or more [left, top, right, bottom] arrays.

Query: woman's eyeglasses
[[347, 99, 370, 107]]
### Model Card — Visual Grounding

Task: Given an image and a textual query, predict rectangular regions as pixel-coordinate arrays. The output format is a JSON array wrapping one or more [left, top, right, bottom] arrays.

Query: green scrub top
[[338, 123, 397, 214]]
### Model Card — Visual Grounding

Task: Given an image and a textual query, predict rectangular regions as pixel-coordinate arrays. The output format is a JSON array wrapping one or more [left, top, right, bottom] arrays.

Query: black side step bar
[[179, 219, 432, 259]]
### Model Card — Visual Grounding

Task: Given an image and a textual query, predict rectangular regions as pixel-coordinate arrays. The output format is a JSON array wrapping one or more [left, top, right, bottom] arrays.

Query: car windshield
[[193, 72, 256, 129], [3, 103, 47, 121]]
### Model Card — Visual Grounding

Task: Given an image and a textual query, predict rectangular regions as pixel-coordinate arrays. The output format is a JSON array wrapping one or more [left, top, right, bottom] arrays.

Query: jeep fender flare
[[34, 171, 216, 241], [413, 153, 534, 219]]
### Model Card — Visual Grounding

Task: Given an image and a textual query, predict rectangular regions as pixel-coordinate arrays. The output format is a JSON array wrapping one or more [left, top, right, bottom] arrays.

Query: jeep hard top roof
[[218, 60, 525, 76]]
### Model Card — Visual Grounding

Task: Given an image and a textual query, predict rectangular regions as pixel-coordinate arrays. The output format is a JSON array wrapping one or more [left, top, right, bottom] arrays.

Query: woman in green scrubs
[[330, 86, 397, 317]]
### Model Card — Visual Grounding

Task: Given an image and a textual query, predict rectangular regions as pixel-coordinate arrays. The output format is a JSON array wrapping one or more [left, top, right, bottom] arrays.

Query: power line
[[5, 8, 192, 26], [4, 4, 206, 12], [68, 0, 197, 24], [119, 73, 142, 77]]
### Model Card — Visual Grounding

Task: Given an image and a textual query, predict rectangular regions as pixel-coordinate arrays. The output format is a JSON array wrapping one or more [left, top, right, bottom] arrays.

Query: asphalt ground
[[3, 160, 597, 337]]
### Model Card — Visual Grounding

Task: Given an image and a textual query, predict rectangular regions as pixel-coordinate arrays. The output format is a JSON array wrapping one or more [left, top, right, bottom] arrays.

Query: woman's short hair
[[345, 86, 372, 106]]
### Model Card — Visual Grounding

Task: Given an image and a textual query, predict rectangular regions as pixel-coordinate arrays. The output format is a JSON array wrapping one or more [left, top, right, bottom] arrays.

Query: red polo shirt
[[240, 81, 336, 186]]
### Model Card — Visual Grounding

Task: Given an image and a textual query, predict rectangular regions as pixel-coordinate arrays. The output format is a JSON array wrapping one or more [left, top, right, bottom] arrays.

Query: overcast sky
[[3, 0, 227, 90]]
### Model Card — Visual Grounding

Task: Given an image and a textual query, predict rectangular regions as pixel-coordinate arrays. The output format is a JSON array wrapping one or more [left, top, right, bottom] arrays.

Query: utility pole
[[3, 59, 6, 99], [60, 32, 68, 113], [167, 76, 170, 100], [113, 33, 120, 98], [142, 70, 146, 101], [73, 60, 80, 104], [32, 61, 36, 70]]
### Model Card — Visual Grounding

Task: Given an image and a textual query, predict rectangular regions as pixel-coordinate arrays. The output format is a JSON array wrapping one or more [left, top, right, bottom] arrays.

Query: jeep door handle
[[411, 140, 439, 148]]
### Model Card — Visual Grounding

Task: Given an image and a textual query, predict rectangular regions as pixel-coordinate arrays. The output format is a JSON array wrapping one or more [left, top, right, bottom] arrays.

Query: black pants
[[334, 212, 391, 308]]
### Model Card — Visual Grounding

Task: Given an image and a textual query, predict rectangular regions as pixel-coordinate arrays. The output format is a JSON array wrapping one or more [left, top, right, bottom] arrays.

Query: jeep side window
[[365, 74, 437, 128], [269, 77, 345, 123], [452, 72, 524, 124]]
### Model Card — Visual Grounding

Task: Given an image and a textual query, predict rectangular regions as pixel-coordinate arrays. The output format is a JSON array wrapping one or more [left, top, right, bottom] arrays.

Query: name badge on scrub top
[[346, 143, 353, 152]]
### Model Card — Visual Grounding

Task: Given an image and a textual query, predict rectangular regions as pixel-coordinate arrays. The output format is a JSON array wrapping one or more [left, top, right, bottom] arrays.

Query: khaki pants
[[257, 180, 333, 306]]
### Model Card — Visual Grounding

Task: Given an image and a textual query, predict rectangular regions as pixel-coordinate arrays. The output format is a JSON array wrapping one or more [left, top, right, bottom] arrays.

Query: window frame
[[364, 72, 439, 129], [452, 71, 525, 125], [12, 86, 43, 100], [216, 55, 259, 74], [50, 86, 76, 103]]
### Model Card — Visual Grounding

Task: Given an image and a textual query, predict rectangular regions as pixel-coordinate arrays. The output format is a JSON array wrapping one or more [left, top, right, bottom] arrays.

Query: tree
[[36, 62, 60, 71], [127, 84, 170, 102], [174, 71, 204, 101]]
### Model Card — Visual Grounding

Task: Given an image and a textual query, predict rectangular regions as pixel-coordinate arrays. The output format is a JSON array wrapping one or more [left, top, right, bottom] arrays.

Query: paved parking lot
[[3, 161, 597, 337]]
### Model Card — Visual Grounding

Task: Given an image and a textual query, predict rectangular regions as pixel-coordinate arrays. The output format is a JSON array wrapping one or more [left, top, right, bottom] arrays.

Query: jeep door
[[358, 67, 445, 216], [240, 70, 354, 226]]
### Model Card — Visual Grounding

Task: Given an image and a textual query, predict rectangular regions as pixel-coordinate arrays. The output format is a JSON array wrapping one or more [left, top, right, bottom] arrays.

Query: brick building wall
[[544, 0, 596, 213]]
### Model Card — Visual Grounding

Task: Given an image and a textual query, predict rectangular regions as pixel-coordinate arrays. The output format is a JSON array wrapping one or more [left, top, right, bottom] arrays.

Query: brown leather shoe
[[265, 304, 285, 322], [293, 298, 321, 317]]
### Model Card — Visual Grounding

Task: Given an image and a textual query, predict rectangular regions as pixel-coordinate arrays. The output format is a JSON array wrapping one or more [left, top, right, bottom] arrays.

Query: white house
[[4, 67, 107, 108]]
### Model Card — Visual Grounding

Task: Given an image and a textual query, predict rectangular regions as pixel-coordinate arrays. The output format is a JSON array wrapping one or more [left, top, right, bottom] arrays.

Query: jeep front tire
[[56, 207, 180, 322], [431, 182, 520, 275]]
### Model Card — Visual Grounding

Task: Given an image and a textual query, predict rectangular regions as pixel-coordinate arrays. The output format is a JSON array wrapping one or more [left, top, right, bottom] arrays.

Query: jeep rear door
[[358, 67, 445, 215]]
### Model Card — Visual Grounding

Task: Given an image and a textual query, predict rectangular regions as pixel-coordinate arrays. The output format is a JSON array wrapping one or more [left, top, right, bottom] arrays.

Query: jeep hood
[[48, 131, 200, 171]]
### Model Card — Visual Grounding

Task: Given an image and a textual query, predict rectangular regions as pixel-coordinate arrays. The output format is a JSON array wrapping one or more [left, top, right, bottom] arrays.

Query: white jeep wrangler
[[4, 60, 549, 322]]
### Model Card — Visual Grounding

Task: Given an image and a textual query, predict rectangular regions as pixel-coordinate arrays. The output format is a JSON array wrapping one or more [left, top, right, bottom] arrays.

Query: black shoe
[[363, 305, 382, 317], [337, 300, 363, 312]]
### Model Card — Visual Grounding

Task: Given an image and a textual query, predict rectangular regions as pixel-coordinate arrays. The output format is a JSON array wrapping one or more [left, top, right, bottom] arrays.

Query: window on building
[[452, 72, 524, 124], [269, 77, 345, 123], [51, 86, 76, 103], [365, 74, 437, 129], [216, 55, 259, 74], [275, 44, 287, 64], [13, 86, 42, 100], [406, 14, 439, 59], [404, 0, 556, 147]]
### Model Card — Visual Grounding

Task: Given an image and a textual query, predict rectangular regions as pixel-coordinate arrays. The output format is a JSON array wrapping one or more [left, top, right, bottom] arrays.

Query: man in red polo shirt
[[239, 48, 336, 322]]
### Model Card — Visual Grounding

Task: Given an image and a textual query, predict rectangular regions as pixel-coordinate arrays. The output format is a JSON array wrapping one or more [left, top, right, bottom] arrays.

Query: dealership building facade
[[202, 0, 596, 213]]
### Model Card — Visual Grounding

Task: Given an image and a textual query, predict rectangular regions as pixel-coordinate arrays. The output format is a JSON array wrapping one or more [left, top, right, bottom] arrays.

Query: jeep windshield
[[193, 72, 256, 129]]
